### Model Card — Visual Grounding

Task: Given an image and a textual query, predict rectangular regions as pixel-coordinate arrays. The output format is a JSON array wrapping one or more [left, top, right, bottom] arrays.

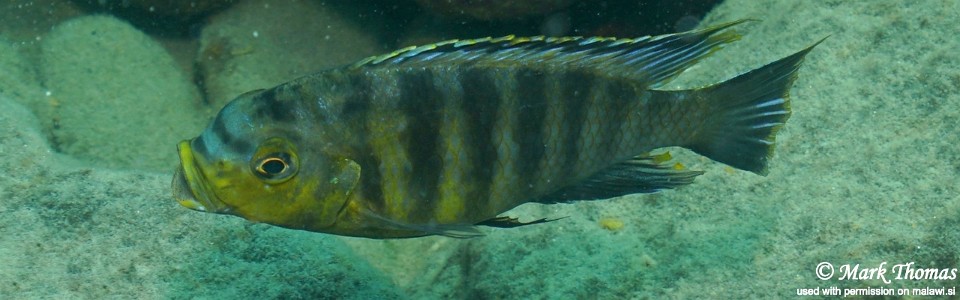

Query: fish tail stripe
[[397, 69, 444, 222], [725, 99, 787, 116], [514, 67, 549, 195], [461, 68, 501, 219]]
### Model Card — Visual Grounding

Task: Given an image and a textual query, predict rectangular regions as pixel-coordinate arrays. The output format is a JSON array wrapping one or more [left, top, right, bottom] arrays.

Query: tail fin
[[688, 38, 824, 175]]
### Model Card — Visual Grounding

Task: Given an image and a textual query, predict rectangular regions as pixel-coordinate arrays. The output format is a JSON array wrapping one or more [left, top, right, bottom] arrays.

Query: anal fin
[[536, 152, 704, 203]]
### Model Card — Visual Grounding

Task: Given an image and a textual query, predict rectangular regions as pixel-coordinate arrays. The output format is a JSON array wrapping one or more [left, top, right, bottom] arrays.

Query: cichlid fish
[[172, 20, 821, 238]]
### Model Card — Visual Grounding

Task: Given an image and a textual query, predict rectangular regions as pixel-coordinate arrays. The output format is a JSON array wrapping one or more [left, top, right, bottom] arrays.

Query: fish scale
[[537, 72, 570, 197], [487, 67, 521, 215], [436, 69, 470, 223], [172, 20, 822, 238]]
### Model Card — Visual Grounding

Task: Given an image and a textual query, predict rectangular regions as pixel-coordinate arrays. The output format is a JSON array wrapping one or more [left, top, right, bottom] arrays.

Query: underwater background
[[1, 0, 958, 298]]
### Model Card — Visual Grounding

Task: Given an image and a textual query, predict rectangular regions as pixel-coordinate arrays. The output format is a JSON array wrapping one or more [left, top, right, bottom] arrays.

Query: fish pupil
[[260, 158, 287, 175]]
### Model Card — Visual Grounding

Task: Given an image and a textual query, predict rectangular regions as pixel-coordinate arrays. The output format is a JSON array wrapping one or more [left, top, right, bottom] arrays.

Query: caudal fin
[[688, 38, 824, 175]]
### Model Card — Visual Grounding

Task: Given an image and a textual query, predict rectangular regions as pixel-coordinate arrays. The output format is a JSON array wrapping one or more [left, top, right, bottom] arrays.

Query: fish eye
[[251, 137, 299, 183], [253, 152, 297, 182], [258, 157, 287, 175]]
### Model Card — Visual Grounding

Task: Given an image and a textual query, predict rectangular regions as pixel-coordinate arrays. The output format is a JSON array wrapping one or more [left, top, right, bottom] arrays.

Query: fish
[[172, 20, 821, 239]]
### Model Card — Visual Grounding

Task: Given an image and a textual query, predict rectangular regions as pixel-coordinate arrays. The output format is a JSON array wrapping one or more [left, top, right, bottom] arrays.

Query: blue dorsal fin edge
[[350, 19, 751, 86]]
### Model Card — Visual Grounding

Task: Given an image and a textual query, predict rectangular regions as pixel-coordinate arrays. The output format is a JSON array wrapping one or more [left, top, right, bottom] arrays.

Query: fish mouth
[[172, 140, 221, 213]]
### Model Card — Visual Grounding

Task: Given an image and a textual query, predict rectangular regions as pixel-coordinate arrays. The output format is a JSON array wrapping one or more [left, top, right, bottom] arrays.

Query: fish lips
[[172, 139, 222, 213]]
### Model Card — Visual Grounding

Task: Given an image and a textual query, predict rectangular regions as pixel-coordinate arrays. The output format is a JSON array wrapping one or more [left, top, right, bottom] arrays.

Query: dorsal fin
[[351, 19, 748, 86]]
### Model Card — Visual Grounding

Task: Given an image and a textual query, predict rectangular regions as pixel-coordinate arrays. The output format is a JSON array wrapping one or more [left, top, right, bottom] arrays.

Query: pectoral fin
[[405, 223, 484, 239], [314, 158, 362, 228], [357, 207, 485, 238]]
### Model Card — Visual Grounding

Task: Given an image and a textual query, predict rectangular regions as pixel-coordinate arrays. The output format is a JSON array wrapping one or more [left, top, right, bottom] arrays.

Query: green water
[[0, 0, 957, 298]]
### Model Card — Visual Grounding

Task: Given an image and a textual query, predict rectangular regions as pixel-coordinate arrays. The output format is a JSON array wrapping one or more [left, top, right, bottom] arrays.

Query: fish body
[[173, 20, 820, 238]]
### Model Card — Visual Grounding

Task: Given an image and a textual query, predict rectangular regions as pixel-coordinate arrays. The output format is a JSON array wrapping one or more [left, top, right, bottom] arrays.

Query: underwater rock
[[0, 98, 54, 188], [0, 38, 48, 126], [40, 15, 207, 172], [416, 0, 577, 20], [466, 226, 644, 298], [196, 0, 383, 109], [69, 0, 238, 36], [0, 167, 401, 298], [341, 236, 464, 297]]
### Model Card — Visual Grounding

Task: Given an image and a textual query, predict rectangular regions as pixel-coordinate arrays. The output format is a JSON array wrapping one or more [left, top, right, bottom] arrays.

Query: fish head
[[172, 91, 361, 232]]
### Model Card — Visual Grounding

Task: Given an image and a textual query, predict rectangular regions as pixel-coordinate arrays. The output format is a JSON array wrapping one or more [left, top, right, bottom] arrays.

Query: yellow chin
[[173, 140, 221, 213]]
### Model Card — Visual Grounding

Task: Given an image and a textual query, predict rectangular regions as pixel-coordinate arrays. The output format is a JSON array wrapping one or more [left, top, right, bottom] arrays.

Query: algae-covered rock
[[197, 0, 383, 108], [40, 15, 207, 172]]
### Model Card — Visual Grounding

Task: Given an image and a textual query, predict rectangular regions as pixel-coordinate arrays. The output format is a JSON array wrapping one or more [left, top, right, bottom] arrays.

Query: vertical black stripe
[[461, 68, 501, 213], [559, 71, 592, 181], [252, 88, 298, 123], [514, 67, 548, 192], [190, 136, 209, 157], [344, 73, 385, 211], [599, 80, 637, 162], [210, 110, 253, 154], [644, 91, 680, 147], [398, 69, 443, 215]]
